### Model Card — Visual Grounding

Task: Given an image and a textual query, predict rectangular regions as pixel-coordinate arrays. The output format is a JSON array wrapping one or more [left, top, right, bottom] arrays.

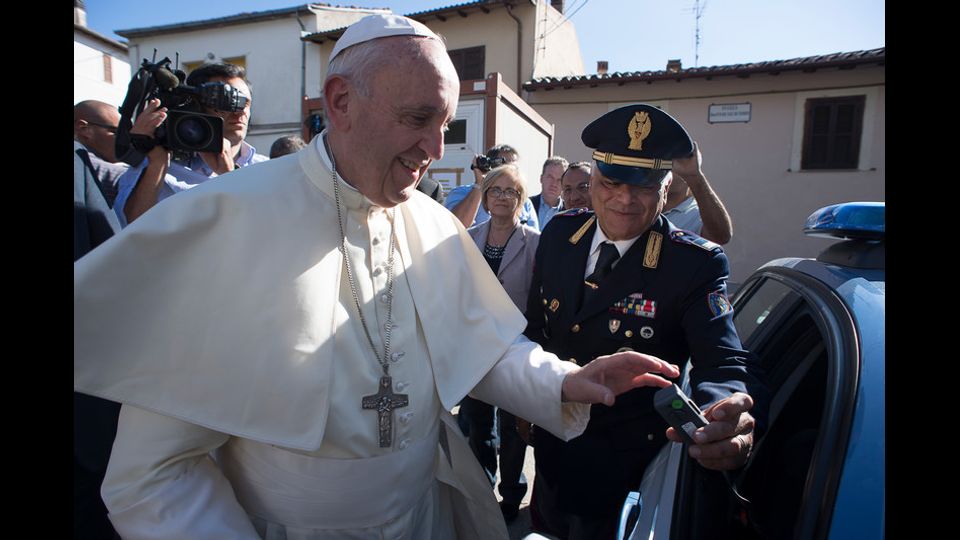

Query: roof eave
[[302, 0, 504, 43], [524, 48, 885, 91], [116, 5, 312, 39], [75, 24, 129, 52]]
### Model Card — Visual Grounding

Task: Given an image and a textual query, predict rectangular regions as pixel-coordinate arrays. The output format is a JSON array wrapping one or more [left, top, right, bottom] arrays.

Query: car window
[[733, 278, 802, 345]]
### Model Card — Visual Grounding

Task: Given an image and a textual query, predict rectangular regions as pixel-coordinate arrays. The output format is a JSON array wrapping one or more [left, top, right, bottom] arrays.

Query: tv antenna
[[692, 0, 708, 67]]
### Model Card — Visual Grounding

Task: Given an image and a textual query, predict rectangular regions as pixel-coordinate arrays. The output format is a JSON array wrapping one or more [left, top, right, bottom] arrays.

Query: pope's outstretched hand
[[561, 350, 680, 406]]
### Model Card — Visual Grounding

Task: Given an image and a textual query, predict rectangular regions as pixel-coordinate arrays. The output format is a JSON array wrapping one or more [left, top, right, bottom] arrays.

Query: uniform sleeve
[[523, 235, 548, 345], [681, 250, 767, 421], [102, 405, 261, 540]]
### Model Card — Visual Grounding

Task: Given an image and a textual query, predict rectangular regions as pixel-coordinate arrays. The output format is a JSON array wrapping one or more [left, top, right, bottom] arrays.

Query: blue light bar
[[803, 202, 885, 240]]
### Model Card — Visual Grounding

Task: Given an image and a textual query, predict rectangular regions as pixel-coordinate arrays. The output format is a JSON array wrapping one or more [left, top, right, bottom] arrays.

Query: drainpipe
[[295, 7, 307, 100], [504, 2, 522, 91]]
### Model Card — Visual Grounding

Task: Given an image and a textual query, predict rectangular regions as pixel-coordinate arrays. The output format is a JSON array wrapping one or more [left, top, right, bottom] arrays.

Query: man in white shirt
[[662, 142, 733, 244], [530, 156, 568, 230]]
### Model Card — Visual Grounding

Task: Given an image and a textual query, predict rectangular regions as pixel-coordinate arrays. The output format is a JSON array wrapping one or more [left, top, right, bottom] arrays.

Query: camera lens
[[174, 116, 215, 149]]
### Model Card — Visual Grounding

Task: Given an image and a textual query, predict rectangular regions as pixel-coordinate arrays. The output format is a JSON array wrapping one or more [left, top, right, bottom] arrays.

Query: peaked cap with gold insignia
[[581, 104, 694, 187]]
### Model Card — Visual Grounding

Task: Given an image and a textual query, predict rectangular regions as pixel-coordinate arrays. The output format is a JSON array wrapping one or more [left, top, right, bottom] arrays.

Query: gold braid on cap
[[592, 151, 673, 170]]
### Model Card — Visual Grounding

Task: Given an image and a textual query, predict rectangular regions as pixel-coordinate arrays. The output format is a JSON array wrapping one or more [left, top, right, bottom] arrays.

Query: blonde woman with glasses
[[464, 163, 541, 521]]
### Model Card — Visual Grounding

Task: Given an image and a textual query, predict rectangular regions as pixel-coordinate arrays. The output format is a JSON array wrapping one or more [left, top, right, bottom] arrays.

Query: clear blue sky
[[83, 0, 885, 73]]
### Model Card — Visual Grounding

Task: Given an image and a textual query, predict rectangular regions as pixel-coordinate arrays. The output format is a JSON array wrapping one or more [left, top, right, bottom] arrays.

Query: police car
[[617, 202, 885, 540]]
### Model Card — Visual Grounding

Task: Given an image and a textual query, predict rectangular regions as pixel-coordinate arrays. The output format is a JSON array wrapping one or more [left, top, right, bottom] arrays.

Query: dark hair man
[[559, 161, 593, 211], [531, 156, 568, 230], [269, 135, 306, 158], [112, 62, 268, 227]]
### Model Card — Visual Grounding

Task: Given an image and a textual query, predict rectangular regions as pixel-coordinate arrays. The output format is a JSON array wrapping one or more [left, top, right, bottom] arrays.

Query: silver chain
[[330, 156, 398, 375]]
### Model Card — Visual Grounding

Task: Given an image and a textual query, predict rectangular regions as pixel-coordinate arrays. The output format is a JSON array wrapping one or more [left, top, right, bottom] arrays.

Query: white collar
[[317, 130, 360, 194], [588, 221, 643, 259]]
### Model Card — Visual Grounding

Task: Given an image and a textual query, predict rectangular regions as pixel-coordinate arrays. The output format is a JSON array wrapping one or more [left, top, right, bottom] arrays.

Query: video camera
[[115, 54, 249, 167], [470, 154, 507, 173]]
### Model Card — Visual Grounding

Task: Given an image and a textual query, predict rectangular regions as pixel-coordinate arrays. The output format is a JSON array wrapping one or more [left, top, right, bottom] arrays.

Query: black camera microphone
[[152, 65, 181, 91]]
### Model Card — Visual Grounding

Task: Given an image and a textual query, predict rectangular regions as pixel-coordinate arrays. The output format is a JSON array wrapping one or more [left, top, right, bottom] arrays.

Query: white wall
[[496, 104, 551, 196], [74, 34, 130, 107]]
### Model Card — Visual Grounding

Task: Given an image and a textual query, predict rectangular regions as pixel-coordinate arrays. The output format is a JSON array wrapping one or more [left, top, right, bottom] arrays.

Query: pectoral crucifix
[[362, 375, 409, 448]]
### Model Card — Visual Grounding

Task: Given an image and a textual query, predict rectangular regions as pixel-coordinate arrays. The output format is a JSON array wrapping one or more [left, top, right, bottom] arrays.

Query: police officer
[[524, 104, 766, 539]]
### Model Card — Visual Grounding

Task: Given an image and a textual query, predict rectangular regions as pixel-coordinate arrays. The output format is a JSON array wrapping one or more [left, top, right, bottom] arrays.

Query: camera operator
[[113, 63, 268, 227], [443, 144, 539, 229]]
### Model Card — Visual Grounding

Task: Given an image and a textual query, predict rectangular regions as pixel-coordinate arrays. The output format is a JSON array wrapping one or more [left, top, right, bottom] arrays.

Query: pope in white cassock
[[73, 14, 681, 539]]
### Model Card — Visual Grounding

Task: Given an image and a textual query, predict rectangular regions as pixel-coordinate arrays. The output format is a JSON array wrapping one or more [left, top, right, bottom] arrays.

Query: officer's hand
[[131, 98, 167, 138], [561, 351, 679, 406], [199, 137, 236, 175], [666, 392, 755, 470], [671, 141, 704, 184]]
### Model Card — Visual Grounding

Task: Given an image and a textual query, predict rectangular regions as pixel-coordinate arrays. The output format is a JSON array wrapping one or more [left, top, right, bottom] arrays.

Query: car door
[[622, 265, 862, 540]]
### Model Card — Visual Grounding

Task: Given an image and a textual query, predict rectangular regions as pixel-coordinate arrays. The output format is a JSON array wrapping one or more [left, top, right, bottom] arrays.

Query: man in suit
[[74, 146, 123, 540], [530, 156, 568, 230], [74, 100, 130, 207], [415, 175, 445, 204], [524, 104, 766, 539]]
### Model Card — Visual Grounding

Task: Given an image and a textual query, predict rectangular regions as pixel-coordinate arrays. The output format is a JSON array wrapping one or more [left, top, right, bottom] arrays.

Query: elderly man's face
[[345, 39, 460, 207], [590, 167, 669, 241]]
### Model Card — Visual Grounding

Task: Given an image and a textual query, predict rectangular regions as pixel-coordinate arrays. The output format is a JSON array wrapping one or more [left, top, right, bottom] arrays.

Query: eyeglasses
[[487, 187, 520, 200], [561, 183, 590, 196], [86, 122, 118, 134]]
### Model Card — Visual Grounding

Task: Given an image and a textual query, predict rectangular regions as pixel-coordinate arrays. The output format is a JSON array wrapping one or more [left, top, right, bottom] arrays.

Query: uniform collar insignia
[[568, 215, 596, 245], [643, 230, 662, 269]]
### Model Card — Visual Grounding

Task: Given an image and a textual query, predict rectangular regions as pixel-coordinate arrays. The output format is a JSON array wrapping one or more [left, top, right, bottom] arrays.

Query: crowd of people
[[74, 13, 764, 540]]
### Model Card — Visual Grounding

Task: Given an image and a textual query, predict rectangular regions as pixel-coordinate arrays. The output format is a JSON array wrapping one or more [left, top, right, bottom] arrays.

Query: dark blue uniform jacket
[[524, 210, 767, 515]]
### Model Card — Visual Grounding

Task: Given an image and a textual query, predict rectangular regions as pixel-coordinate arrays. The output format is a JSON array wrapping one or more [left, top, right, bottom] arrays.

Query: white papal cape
[[74, 134, 589, 539]]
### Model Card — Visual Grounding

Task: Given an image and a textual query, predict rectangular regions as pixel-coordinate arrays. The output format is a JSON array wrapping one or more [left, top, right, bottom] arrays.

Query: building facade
[[97, 1, 884, 282], [524, 50, 885, 282], [74, 1, 130, 107]]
